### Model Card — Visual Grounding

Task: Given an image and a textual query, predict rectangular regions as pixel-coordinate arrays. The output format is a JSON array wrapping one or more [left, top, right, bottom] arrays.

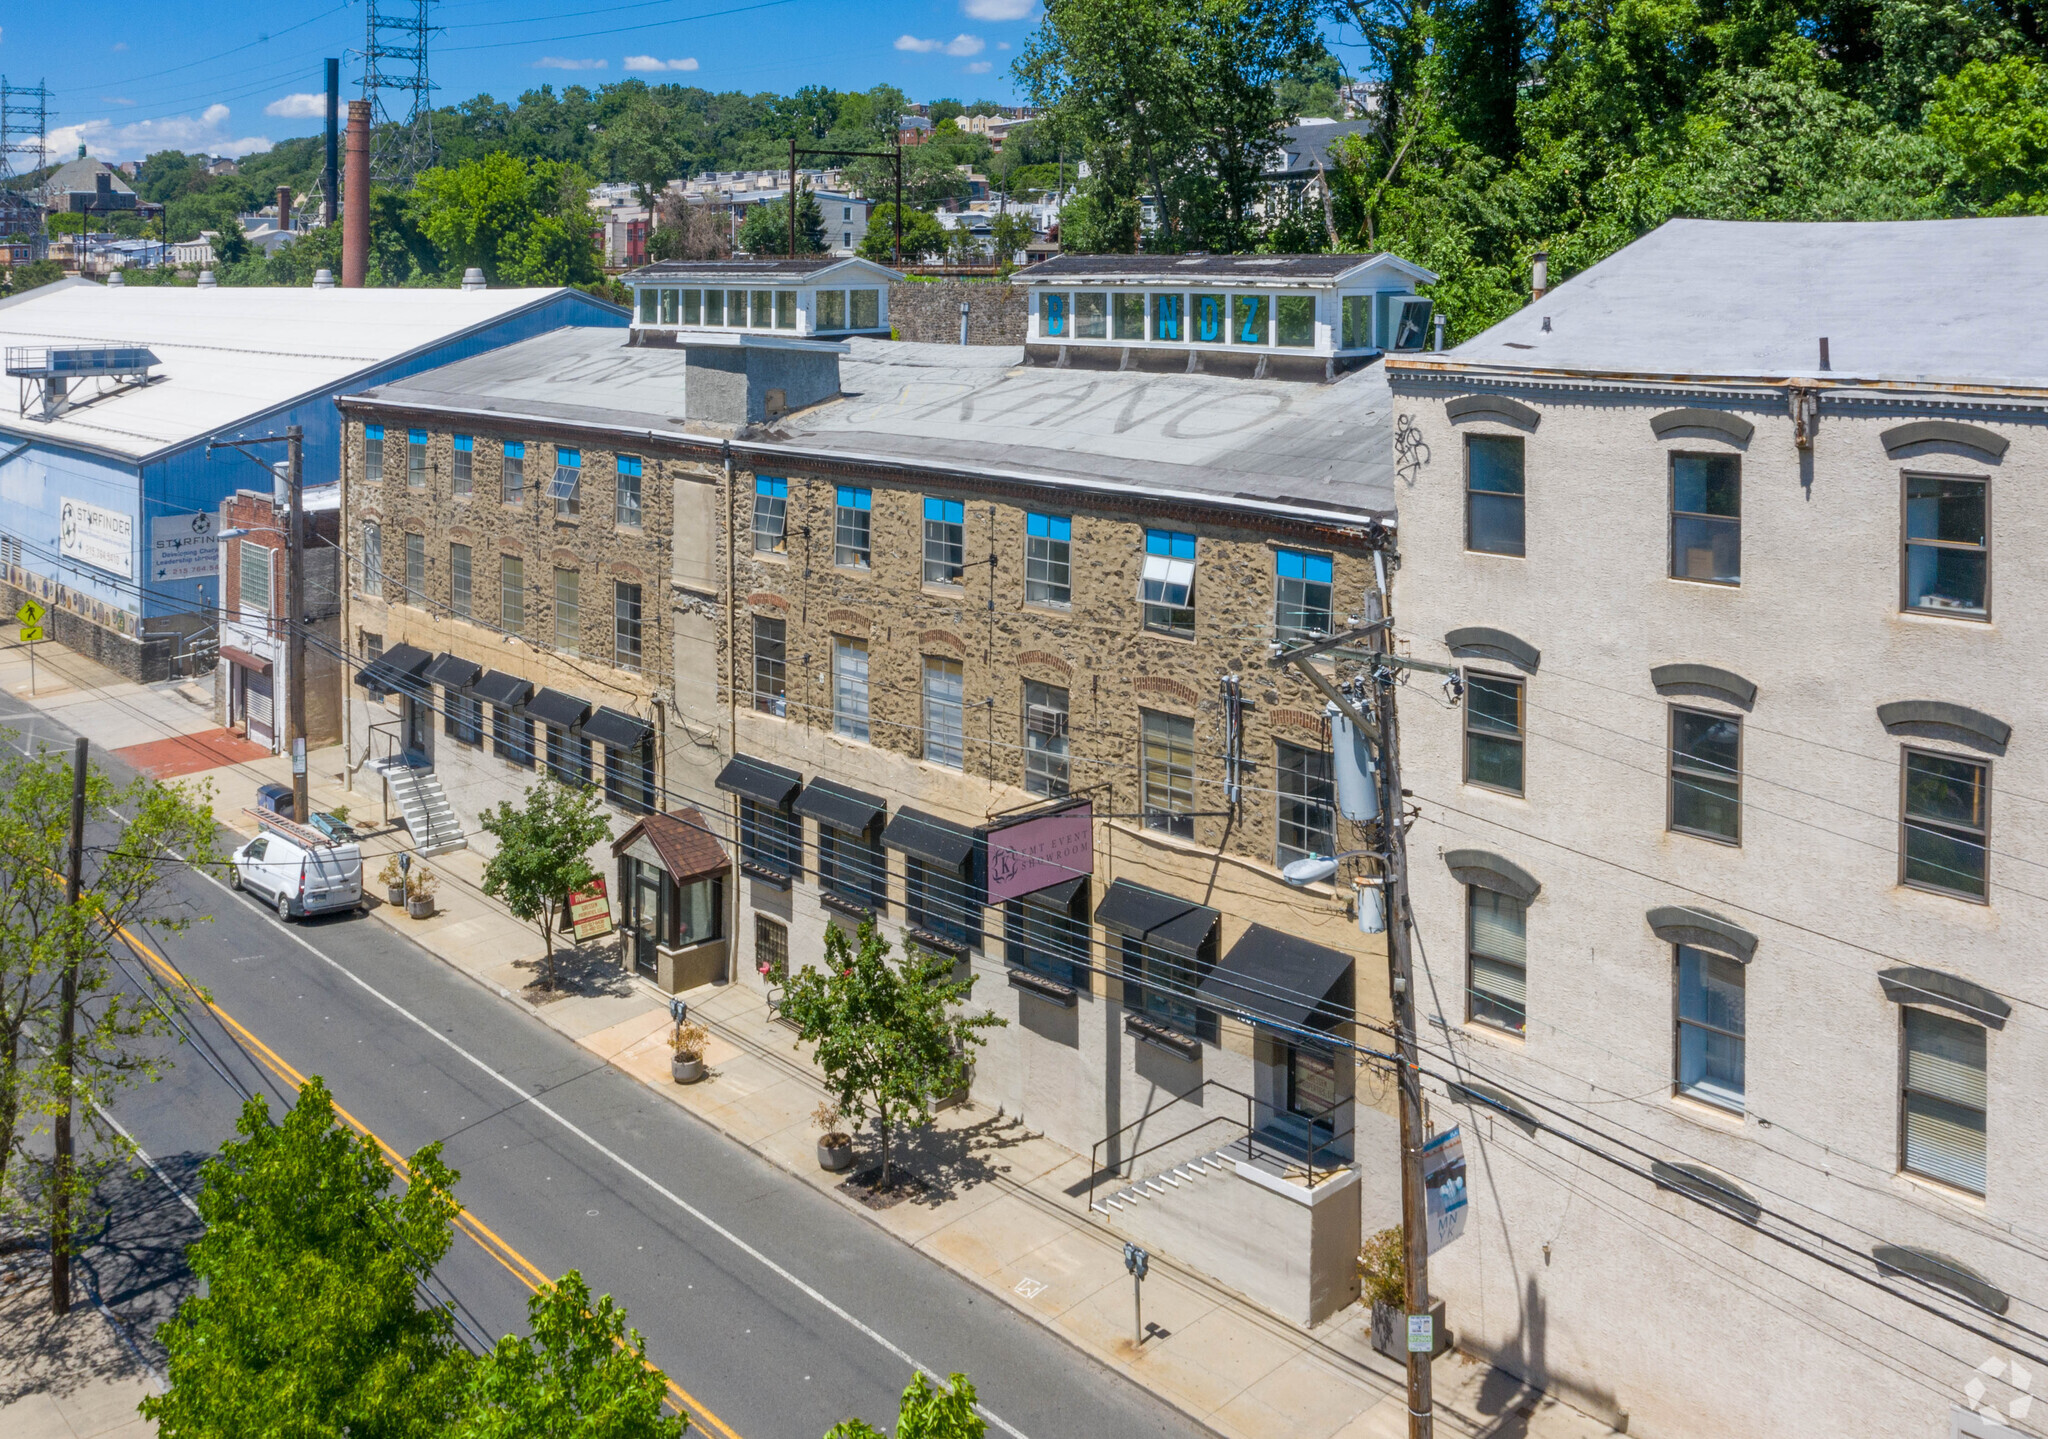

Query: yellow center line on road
[[117, 920, 741, 1439]]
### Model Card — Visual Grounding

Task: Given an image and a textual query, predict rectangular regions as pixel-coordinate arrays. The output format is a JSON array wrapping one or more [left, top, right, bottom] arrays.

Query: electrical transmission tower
[[361, 0, 439, 185], [0, 77, 52, 262]]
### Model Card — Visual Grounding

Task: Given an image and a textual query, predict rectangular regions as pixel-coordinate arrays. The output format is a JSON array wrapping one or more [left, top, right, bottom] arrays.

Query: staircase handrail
[[1086, 1078, 1356, 1215]]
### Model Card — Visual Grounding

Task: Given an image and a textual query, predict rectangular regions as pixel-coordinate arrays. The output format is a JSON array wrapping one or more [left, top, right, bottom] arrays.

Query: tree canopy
[[477, 779, 614, 991]]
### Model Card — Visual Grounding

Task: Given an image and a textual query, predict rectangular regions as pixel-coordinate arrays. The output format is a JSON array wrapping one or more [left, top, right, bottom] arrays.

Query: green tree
[[599, 95, 693, 208], [44, 211, 86, 236], [738, 183, 828, 255], [455, 1271, 684, 1439], [410, 152, 603, 286], [477, 780, 613, 991], [141, 1079, 471, 1439], [0, 745, 219, 1285], [988, 210, 1035, 272], [778, 921, 1005, 1190], [825, 1372, 984, 1439], [1926, 55, 2048, 210], [1, 259, 65, 296], [857, 204, 951, 263]]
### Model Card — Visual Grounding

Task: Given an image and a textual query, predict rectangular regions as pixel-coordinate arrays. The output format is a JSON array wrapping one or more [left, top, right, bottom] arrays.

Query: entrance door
[[245, 669, 275, 747], [402, 695, 430, 759], [1287, 1044, 1339, 1128], [628, 858, 664, 980]]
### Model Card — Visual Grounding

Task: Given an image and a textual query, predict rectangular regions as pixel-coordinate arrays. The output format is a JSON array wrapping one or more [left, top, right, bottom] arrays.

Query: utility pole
[[787, 138, 797, 259], [50, 734, 87, 1317], [1373, 556, 1433, 1439], [285, 424, 309, 822]]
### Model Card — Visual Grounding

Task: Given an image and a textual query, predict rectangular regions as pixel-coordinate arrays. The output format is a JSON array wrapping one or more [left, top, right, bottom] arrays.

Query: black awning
[[1017, 874, 1087, 909], [881, 807, 975, 868], [526, 687, 592, 730], [1195, 923, 1353, 1031], [380, 643, 433, 676], [582, 706, 651, 750], [421, 652, 482, 690], [472, 670, 535, 708], [353, 660, 396, 691], [793, 777, 885, 834], [715, 754, 802, 807], [1094, 879, 1219, 958]]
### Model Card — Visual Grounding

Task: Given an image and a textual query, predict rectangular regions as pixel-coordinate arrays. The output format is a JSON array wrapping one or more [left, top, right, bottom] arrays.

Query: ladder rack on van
[[244, 809, 344, 849]]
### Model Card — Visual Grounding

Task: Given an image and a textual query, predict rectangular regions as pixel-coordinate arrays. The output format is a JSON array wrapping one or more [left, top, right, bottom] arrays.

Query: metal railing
[[1085, 1077, 1354, 1214]]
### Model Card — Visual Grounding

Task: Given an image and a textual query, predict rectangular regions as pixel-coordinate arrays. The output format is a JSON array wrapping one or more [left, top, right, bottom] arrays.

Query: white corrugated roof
[[0, 280, 595, 462]]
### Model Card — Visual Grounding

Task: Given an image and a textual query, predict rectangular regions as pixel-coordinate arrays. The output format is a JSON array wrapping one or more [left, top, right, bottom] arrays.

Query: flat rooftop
[[1438, 217, 2048, 388], [347, 328, 1396, 523], [1017, 252, 1431, 285], [0, 278, 615, 462]]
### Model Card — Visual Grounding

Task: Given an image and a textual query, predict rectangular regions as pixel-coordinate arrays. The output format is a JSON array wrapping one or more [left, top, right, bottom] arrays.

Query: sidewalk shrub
[[477, 780, 612, 991]]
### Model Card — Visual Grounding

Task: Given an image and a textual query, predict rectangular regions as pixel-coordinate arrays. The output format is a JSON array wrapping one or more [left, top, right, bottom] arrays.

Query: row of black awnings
[[354, 648, 652, 750], [711, 751, 1353, 1033]]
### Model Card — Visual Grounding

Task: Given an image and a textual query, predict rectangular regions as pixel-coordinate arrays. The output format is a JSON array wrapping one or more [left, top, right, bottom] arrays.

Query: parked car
[[254, 783, 296, 821], [229, 825, 363, 920]]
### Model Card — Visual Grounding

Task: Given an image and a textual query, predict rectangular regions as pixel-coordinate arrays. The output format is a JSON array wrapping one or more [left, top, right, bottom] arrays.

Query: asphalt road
[[5, 693, 1201, 1439]]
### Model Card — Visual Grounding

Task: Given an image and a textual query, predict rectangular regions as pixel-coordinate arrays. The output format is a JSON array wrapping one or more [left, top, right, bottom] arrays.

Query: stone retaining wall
[[887, 280, 1026, 346]]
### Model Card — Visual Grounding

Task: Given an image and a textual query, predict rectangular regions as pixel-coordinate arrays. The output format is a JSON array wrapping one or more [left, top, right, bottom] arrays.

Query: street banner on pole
[[1423, 1126, 1469, 1254]]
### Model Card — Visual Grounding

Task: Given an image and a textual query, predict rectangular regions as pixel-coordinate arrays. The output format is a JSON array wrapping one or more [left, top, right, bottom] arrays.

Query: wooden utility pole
[[50, 734, 88, 1316], [787, 138, 798, 259], [1374, 562, 1434, 1439], [285, 424, 309, 822]]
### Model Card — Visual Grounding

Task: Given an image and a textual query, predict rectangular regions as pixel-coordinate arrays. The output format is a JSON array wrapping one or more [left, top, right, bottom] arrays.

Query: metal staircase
[[374, 757, 467, 855], [1090, 1149, 1236, 1215]]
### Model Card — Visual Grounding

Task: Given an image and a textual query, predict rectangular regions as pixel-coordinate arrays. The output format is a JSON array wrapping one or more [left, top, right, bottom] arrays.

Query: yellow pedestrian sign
[[16, 600, 44, 643]]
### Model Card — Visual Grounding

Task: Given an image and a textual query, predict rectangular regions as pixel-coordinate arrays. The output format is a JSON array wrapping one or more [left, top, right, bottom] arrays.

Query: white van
[[230, 814, 364, 920]]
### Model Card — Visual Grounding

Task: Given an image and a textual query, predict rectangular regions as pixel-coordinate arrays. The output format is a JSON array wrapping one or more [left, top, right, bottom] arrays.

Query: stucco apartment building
[[1385, 218, 2048, 1438]]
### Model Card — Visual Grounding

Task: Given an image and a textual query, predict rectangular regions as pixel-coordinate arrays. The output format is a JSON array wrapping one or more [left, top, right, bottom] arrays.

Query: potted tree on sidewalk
[[778, 920, 1005, 1193], [477, 780, 613, 993]]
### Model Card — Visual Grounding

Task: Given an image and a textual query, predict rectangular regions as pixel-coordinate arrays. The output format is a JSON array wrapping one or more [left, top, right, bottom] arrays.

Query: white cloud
[[962, 0, 1034, 18], [46, 103, 274, 163], [899, 33, 984, 55], [623, 55, 698, 71], [998, 41, 1011, 49], [265, 92, 326, 119], [535, 56, 607, 70], [965, 61, 992, 73], [101, 97, 137, 107], [112, 40, 129, 52]]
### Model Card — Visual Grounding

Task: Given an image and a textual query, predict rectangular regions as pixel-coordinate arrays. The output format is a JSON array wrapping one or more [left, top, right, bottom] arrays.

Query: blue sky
[[0, 0, 1044, 163]]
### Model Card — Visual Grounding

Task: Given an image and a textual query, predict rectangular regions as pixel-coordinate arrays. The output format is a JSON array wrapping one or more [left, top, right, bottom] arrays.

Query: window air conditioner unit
[[1025, 704, 1067, 739], [1383, 293, 1434, 352]]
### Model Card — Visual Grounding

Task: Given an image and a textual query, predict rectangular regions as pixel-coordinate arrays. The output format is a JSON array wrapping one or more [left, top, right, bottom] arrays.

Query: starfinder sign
[[986, 802, 1093, 904], [59, 498, 133, 579]]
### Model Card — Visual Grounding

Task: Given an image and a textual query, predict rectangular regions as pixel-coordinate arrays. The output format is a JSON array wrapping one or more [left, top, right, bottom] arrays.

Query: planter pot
[[817, 1137, 854, 1172], [1371, 1298, 1449, 1361], [671, 1053, 704, 1084], [387, 883, 407, 907], [406, 895, 435, 919]]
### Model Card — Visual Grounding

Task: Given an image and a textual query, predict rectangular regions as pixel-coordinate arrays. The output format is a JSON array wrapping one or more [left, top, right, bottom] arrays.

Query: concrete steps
[[1090, 1150, 1234, 1215], [374, 758, 467, 855]]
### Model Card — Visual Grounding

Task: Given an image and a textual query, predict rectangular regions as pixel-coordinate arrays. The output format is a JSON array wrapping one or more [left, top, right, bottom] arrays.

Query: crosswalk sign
[[16, 600, 45, 626], [18, 624, 42, 643]]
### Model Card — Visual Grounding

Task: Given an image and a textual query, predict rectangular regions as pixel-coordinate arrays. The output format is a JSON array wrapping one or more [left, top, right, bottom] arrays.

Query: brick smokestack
[[276, 185, 291, 234], [343, 99, 371, 288]]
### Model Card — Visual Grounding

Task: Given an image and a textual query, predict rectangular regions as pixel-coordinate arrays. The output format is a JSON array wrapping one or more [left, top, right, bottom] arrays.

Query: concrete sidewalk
[[5, 634, 1616, 1439], [0, 1252, 159, 1438]]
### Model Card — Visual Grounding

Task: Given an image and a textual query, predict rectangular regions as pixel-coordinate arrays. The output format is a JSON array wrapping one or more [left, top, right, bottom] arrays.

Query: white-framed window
[[1676, 946, 1745, 1110], [449, 543, 471, 619], [360, 523, 382, 598], [500, 554, 524, 634], [1140, 709, 1195, 837], [1024, 681, 1069, 796], [754, 477, 788, 554], [552, 446, 583, 518], [615, 454, 643, 528], [1025, 512, 1071, 606], [1275, 740, 1335, 867], [923, 497, 964, 585], [614, 581, 643, 672], [407, 428, 428, 487], [833, 636, 869, 741], [1902, 1006, 1987, 1195], [452, 434, 473, 495], [238, 542, 273, 620], [403, 533, 425, 603], [923, 656, 964, 768], [1274, 548, 1333, 641], [502, 441, 525, 504], [552, 567, 579, 653], [364, 424, 385, 483], [753, 615, 786, 716], [1141, 529, 1196, 636], [835, 486, 871, 568]]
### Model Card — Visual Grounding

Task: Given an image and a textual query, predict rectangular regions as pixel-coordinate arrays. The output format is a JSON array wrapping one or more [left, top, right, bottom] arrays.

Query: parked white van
[[229, 814, 364, 920]]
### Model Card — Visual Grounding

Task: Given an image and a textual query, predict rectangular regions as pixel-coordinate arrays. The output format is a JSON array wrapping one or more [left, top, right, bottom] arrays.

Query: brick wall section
[[722, 468, 1378, 873], [886, 280, 1026, 346]]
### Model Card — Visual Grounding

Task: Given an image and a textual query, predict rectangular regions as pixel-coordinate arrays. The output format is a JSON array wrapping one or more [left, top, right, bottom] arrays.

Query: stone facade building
[[1386, 218, 2048, 1438]]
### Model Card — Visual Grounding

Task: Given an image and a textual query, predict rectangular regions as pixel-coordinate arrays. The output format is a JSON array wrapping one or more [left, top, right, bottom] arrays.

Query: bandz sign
[[986, 803, 1093, 904]]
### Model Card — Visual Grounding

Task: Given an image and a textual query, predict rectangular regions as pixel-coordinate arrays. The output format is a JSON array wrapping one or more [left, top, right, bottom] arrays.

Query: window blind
[[1904, 1007, 1987, 1194]]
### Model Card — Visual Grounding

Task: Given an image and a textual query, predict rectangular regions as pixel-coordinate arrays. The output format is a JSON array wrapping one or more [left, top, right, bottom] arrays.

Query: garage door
[[245, 669, 274, 746]]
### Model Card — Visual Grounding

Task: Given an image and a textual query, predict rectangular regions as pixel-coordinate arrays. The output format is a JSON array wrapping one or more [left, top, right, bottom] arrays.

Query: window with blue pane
[[1152, 293, 1183, 342], [1141, 529, 1197, 636], [1192, 293, 1225, 343], [552, 446, 582, 517], [1676, 946, 1745, 1111], [501, 441, 525, 503], [754, 476, 788, 554], [834, 486, 871, 568], [452, 434, 473, 495], [1025, 512, 1071, 606], [406, 428, 427, 487], [924, 497, 965, 584], [1274, 548, 1333, 640], [615, 454, 643, 528], [1040, 292, 1068, 338], [364, 424, 385, 483], [1232, 294, 1268, 345]]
